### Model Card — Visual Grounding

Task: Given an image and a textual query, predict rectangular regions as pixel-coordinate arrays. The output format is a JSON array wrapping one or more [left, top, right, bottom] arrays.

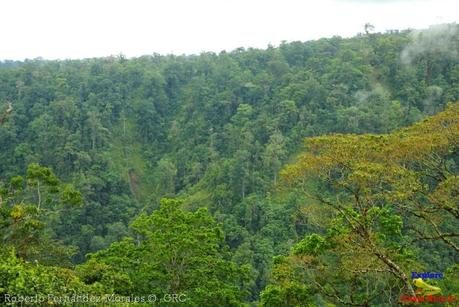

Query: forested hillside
[[1, 24, 458, 305]]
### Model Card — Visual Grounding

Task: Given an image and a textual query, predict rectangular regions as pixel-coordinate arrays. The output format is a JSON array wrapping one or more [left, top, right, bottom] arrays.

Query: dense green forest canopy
[[0, 24, 458, 305]]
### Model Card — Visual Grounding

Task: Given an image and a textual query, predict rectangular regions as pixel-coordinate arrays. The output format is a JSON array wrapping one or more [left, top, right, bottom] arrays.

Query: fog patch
[[354, 85, 389, 106], [401, 23, 459, 64]]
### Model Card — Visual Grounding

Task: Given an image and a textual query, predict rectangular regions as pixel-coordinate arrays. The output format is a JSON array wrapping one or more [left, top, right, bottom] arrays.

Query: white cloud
[[0, 0, 457, 60]]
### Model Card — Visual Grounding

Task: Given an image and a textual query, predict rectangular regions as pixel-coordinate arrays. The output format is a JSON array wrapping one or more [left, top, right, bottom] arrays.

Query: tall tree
[[269, 102, 459, 304], [78, 198, 250, 306]]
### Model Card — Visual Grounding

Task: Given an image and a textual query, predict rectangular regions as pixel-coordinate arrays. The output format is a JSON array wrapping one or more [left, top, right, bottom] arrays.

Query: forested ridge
[[0, 24, 458, 306]]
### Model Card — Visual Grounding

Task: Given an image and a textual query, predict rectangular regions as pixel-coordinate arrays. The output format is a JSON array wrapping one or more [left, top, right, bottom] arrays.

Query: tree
[[0, 247, 95, 305], [78, 198, 251, 306], [155, 157, 177, 197], [263, 131, 287, 184], [0, 163, 83, 264], [0, 102, 13, 125], [271, 102, 459, 304], [86, 110, 110, 150], [364, 23, 375, 35]]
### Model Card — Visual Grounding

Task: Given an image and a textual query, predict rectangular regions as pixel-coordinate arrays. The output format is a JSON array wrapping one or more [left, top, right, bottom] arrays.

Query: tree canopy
[[0, 24, 458, 305]]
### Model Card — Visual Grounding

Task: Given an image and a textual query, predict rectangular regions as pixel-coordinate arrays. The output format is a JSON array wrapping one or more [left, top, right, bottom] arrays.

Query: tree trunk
[[373, 250, 416, 297]]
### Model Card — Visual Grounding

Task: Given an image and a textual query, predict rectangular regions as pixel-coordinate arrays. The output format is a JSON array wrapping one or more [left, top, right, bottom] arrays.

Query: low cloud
[[401, 23, 459, 64]]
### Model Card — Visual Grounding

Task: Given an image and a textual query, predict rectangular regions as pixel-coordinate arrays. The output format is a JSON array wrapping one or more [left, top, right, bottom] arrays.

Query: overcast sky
[[0, 0, 457, 60]]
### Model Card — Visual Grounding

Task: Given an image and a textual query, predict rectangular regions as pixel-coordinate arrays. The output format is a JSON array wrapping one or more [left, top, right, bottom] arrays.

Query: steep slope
[[0, 24, 458, 298]]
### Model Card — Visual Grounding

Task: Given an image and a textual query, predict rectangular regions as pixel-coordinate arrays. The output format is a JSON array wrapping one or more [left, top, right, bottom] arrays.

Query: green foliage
[[78, 198, 250, 306], [0, 247, 95, 305], [0, 163, 82, 265], [260, 283, 313, 307], [269, 103, 459, 305], [292, 234, 328, 256], [0, 25, 458, 304]]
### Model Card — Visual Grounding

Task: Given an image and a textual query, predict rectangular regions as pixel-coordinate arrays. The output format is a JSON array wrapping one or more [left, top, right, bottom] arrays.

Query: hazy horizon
[[1, 0, 457, 61]]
